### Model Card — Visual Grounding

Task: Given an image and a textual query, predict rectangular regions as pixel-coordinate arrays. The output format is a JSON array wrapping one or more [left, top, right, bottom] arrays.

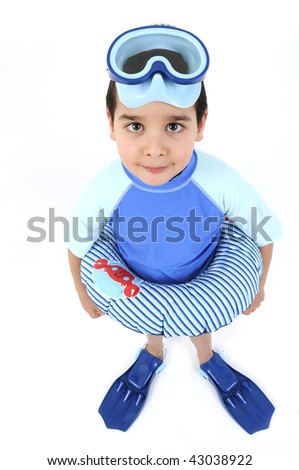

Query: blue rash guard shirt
[[68, 149, 282, 284]]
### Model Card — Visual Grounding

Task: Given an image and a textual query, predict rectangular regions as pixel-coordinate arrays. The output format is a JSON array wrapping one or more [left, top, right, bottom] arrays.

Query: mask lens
[[123, 49, 189, 74]]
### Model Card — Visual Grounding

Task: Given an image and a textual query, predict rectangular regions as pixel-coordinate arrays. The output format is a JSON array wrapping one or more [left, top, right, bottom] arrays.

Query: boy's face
[[107, 96, 207, 186]]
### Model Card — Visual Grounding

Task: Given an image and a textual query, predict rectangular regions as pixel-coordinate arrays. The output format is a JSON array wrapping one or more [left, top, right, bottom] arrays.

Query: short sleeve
[[193, 151, 282, 247], [68, 176, 105, 258], [67, 159, 133, 257], [223, 169, 282, 246]]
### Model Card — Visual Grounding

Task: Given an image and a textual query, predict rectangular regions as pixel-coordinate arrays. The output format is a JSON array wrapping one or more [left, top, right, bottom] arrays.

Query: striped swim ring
[[81, 221, 262, 337]]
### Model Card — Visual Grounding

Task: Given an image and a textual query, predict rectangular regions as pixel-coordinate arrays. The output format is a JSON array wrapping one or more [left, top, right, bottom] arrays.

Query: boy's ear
[[106, 108, 116, 141], [195, 109, 208, 142]]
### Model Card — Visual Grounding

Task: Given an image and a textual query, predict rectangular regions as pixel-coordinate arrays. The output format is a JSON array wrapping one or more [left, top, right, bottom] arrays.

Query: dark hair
[[106, 80, 208, 125]]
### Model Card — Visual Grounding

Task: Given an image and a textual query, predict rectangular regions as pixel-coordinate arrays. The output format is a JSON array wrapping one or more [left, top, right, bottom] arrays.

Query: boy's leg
[[190, 333, 213, 364], [146, 334, 164, 359]]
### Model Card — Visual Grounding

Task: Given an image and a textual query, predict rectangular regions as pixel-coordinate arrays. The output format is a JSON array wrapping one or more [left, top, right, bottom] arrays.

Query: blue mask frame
[[107, 25, 209, 85], [106, 25, 209, 108]]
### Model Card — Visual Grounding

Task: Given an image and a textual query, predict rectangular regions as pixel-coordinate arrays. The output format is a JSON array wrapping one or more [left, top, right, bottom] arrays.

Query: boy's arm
[[242, 243, 273, 315], [68, 249, 104, 319], [259, 243, 273, 288]]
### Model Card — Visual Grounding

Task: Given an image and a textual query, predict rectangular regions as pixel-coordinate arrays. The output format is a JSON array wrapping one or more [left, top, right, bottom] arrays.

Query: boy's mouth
[[142, 166, 168, 174]]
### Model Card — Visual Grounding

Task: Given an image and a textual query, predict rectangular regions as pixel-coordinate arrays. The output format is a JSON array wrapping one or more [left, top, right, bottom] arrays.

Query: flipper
[[99, 348, 164, 431], [199, 353, 275, 434]]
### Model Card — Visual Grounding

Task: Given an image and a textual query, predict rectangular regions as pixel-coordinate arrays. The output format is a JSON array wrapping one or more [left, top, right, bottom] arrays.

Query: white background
[[1, 1, 298, 468]]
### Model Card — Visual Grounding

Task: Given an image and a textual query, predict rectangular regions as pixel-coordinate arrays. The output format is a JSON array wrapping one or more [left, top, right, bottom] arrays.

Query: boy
[[68, 25, 282, 433]]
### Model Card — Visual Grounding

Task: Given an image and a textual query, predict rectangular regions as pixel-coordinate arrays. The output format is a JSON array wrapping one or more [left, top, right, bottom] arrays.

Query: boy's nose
[[144, 148, 166, 157], [143, 135, 167, 157]]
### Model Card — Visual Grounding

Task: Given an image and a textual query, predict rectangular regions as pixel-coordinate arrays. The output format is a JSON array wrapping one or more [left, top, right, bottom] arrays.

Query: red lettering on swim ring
[[93, 258, 140, 297]]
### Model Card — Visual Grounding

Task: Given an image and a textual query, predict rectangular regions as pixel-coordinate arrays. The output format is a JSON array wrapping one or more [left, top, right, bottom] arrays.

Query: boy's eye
[[167, 122, 183, 132], [127, 122, 143, 132]]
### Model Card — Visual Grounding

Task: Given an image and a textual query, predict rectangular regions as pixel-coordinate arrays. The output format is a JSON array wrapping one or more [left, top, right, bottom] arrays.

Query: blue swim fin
[[199, 353, 275, 434], [99, 348, 164, 431]]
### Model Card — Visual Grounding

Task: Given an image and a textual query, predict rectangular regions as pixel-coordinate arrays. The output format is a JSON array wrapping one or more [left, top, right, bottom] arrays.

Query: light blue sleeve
[[68, 159, 132, 258], [68, 176, 105, 258], [222, 170, 282, 246], [193, 150, 282, 246]]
